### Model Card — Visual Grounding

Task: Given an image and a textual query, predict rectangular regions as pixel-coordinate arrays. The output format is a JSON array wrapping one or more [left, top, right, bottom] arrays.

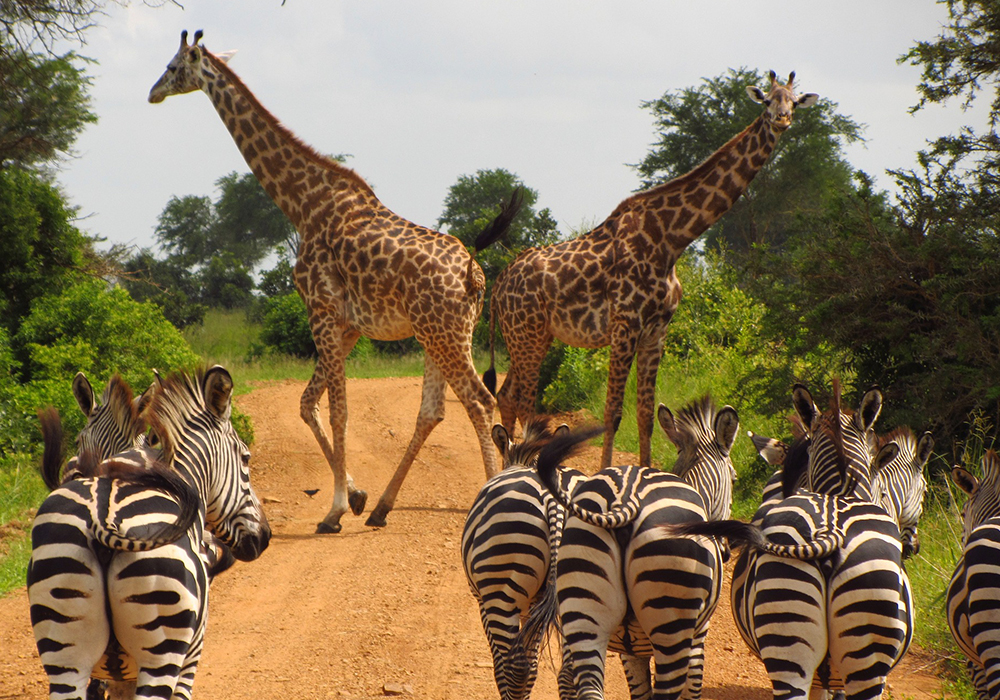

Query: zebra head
[[790, 381, 883, 500], [491, 416, 570, 470], [658, 396, 740, 522], [873, 428, 933, 557], [952, 450, 1000, 544], [72, 372, 150, 458], [146, 366, 271, 562]]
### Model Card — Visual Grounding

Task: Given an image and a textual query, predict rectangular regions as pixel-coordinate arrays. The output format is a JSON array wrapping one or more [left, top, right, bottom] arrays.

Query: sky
[[55, 1, 989, 254]]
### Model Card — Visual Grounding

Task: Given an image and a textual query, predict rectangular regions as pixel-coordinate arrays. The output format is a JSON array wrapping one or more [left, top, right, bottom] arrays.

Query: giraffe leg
[[307, 331, 366, 533], [366, 354, 449, 527], [442, 350, 501, 481], [600, 322, 639, 468], [634, 335, 665, 469], [500, 332, 553, 435]]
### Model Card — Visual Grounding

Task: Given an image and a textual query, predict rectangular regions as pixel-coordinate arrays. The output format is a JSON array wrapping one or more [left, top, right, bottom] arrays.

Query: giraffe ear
[[746, 85, 767, 103], [215, 50, 237, 64], [796, 93, 819, 108]]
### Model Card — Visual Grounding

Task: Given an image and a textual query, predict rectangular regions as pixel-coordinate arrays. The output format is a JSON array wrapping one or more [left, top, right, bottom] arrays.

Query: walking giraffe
[[485, 71, 817, 468], [149, 30, 522, 532]]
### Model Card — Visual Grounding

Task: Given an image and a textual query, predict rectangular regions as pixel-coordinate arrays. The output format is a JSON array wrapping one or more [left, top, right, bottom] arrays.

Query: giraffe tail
[[483, 295, 497, 396], [472, 186, 524, 253]]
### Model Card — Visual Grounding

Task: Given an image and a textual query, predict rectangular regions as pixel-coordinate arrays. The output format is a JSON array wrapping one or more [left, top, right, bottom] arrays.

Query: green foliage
[[153, 194, 216, 267], [257, 254, 297, 299], [258, 292, 316, 358], [119, 249, 206, 328], [0, 46, 96, 170], [634, 67, 863, 258], [200, 252, 255, 310], [541, 346, 609, 413], [0, 279, 200, 458], [0, 167, 88, 336]]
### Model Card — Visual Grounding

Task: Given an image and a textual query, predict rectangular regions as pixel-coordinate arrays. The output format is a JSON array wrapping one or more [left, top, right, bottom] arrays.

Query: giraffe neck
[[200, 52, 379, 232], [625, 114, 779, 254]]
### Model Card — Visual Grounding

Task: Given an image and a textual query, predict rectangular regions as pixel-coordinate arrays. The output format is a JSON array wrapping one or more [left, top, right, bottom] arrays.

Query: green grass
[[0, 459, 48, 594]]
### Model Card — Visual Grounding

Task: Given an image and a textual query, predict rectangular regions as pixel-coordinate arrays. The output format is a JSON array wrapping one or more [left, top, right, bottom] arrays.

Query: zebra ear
[[203, 365, 234, 421], [951, 466, 979, 496], [135, 382, 156, 418], [915, 432, 934, 471], [72, 372, 96, 417], [491, 424, 510, 458], [871, 442, 899, 480], [657, 404, 680, 446], [750, 431, 788, 466], [791, 384, 817, 436], [554, 423, 571, 436], [714, 406, 740, 455], [858, 387, 883, 432]]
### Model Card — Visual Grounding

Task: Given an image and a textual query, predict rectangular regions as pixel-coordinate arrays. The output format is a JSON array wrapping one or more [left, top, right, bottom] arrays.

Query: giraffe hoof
[[315, 521, 342, 535], [348, 489, 368, 516], [365, 504, 389, 528]]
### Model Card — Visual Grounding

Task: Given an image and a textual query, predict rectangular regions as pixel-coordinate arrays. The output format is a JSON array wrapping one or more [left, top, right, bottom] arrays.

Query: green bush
[[259, 292, 315, 358], [1, 280, 199, 464]]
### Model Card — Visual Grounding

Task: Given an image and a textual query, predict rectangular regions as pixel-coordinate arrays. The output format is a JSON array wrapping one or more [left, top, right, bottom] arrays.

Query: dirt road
[[0, 377, 943, 699]]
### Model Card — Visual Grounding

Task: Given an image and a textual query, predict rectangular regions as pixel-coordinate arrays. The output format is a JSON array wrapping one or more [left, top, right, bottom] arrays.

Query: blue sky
[[56, 1, 987, 253]]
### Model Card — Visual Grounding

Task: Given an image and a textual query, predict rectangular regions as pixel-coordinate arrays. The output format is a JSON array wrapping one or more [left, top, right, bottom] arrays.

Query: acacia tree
[[634, 67, 864, 261]]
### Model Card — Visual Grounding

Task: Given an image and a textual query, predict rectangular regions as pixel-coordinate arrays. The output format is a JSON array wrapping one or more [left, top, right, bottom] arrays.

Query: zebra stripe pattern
[[670, 383, 913, 700], [948, 450, 1000, 699], [533, 397, 739, 700], [462, 417, 581, 700], [28, 366, 271, 700]]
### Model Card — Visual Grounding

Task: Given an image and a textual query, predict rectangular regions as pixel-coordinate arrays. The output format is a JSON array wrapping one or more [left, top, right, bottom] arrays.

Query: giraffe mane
[[203, 50, 376, 199], [609, 114, 767, 219]]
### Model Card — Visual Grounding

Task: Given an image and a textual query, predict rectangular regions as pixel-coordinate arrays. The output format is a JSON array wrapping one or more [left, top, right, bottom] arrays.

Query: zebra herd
[[18, 372, 1000, 700], [462, 382, 1000, 700]]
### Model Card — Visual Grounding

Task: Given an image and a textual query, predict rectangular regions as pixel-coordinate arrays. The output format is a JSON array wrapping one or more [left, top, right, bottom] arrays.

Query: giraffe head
[[746, 70, 818, 133], [148, 30, 234, 104]]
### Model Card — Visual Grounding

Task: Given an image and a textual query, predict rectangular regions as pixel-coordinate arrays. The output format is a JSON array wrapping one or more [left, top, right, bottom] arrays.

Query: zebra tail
[[513, 494, 566, 659], [533, 426, 643, 530], [93, 461, 201, 551], [37, 407, 66, 491], [662, 520, 845, 561]]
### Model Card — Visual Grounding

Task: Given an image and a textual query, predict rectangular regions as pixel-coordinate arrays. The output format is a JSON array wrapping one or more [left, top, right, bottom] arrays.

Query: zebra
[[668, 382, 913, 700], [28, 366, 271, 700], [948, 449, 1000, 699], [530, 396, 740, 700], [462, 416, 581, 700]]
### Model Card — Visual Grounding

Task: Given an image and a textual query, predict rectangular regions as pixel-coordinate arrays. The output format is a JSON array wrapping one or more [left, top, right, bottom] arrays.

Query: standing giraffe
[[149, 30, 522, 533], [485, 71, 817, 469]]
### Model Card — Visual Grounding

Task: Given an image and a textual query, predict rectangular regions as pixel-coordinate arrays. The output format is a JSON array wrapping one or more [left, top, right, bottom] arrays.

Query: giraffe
[[149, 30, 522, 533], [485, 70, 818, 469]]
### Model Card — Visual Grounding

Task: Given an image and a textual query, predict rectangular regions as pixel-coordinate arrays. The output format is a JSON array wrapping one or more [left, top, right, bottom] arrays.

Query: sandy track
[[0, 377, 941, 699]]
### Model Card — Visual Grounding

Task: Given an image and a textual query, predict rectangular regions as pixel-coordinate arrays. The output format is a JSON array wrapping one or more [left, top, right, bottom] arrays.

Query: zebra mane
[[502, 416, 560, 467], [666, 395, 719, 477], [103, 373, 138, 422], [144, 368, 217, 466], [780, 434, 811, 498], [878, 426, 916, 453]]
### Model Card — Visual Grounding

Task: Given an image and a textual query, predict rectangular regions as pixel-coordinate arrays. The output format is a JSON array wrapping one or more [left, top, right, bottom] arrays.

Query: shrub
[[260, 293, 315, 358]]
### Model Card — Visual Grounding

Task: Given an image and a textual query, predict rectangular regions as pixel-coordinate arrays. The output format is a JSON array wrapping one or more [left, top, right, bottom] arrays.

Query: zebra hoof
[[349, 489, 368, 516], [315, 521, 342, 534], [365, 505, 389, 528]]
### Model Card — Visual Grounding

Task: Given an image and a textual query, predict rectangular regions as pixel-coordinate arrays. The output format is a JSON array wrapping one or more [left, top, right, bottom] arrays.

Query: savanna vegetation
[[2, 1, 1000, 696]]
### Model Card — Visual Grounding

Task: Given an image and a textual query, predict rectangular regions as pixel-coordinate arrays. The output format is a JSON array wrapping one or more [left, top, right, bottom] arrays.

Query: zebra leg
[[619, 654, 652, 700], [109, 546, 204, 700], [27, 529, 110, 700], [558, 522, 628, 700], [753, 557, 827, 700], [366, 353, 448, 527]]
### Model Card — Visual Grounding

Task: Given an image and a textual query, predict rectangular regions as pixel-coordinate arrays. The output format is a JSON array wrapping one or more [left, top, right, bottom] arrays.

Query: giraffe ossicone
[[150, 30, 523, 533], [486, 69, 818, 470]]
